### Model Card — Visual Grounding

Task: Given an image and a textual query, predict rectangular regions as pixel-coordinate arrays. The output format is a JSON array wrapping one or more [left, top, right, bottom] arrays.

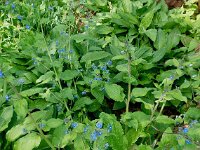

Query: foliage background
[[0, 0, 200, 150]]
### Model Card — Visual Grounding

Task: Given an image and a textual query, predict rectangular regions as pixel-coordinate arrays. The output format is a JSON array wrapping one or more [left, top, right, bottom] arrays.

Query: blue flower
[[5, 95, 10, 102], [71, 122, 78, 128], [92, 64, 97, 70], [22, 128, 27, 134], [96, 122, 103, 129], [169, 75, 174, 80], [107, 60, 112, 66], [94, 77, 102, 81], [73, 95, 78, 99], [183, 128, 188, 134], [101, 66, 107, 71], [11, 4, 15, 9], [64, 129, 70, 134], [39, 123, 45, 129], [84, 126, 89, 133], [48, 6, 53, 11], [58, 48, 65, 53], [17, 15, 22, 21], [5, 1, 9, 5], [69, 49, 73, 54], [107, 124, 112, 132], [0, 70, 4, 78], [95, 130, 102, 136], [185, 139, 191, 144], [90, 131, 97, 141], [81, 91, 87, 95], [18, 78, 25, 85], [104, 143, 109, 149], [25, 25, 30, 30]]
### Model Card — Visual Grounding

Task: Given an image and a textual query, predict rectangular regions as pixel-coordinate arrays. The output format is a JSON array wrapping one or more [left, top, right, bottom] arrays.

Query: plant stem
[[126, 54, 132, 113]]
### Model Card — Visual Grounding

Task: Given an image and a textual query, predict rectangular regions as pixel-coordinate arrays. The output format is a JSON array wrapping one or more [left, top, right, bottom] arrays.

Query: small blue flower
[[94, 77, 102, 81], [84, 126, 89, 133], [11, 3, 15, 9], [185, 139, 191, 144], [17, 15, 22, 21], [64, 129, 70, 134], [5, 1, 9, 5], [0, 70, 4, 78], [22, 128, 27, 134], [169, 75, 174, 80], [18, 78, 24, 85], [64, 118, 70, 124], [39, 123, 45, 129], [71, 122, 78, 128], [85, 25, 89, 29], [91, 131, 97, 141], [101, 66, 107, 71], [96, 122, 103, 129], [48, 6, 53, 11], [56, 40, 59, 46], [5, 95, 10, 102], [25, 25, 30, 30], [107, 124, 112, 132], [81, 91, 86, 95], [73, 95, 78, 99], [96, 130, 102, 136], [183, 128, 189, 134], [104, 143, 109, 149], [58, 48, 65, 53], [69, 49, 73, 54], [92, 64, 97, 70], [56, 104, 62, 112], [107, 60, 112, 66]]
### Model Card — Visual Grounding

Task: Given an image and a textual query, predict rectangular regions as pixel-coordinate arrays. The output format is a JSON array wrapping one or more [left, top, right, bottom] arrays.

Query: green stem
[[41, 25, 62, 90], [126, 54, 132, 113]]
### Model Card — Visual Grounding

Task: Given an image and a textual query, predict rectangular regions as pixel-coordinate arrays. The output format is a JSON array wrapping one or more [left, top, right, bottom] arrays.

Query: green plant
[[0, 0, 200, 150]]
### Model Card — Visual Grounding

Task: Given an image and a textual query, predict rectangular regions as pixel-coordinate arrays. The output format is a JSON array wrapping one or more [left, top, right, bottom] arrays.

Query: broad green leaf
[[60, 70, 79, 81], [0, 106, 13, 132], [167, 89, 187, 102], [145, 29, 157, 42], [139, 11, 154, 33], [126, 128, 141, 147], [80, 51, 111, 62], [158, 128, 178, 148], [185, 107, 200, 120], [14, 133, 41, 150], [119, 12, 138, 25], [116, 64, 128, 72], [122, 0, 132, 13], [151, 47, 167, 62], [131, 111, 150, 128], [36, 71, 54, 84], [167, 28, 181, 49], [74, 136, 90, 150], [180, 80, 190, 89], [105, 84, 124, 102], [138, 144, 153, 150], [95, 25, 114, 35], [60, 88, 74, 100], [20, 88, 44, 97], [155, 115, 175, 124], [14, 99, 28, 119], [91, 87, 104, 104], [72, 97, 93, 111], [100, 112, 128, 150], [154, 29, 166, 50], [46, 118, 63, 128], [131, 88, 151, 97], [188, 39, 199, 51], [6, 124, 26, 142]]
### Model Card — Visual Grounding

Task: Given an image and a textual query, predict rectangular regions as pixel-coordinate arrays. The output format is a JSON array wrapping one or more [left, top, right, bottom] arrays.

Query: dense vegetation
[[0, 0, 200, 149]]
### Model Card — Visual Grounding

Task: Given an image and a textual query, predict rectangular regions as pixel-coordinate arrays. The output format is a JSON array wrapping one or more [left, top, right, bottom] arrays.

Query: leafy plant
[[0, 0, 200, 150]]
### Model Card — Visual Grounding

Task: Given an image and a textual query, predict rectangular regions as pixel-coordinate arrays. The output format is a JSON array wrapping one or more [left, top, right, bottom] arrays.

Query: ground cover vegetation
[[0, 0, 200, 149]]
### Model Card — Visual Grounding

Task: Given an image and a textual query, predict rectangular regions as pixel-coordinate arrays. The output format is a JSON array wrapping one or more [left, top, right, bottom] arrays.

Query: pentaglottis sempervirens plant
[[0, 0, 200, 149]]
